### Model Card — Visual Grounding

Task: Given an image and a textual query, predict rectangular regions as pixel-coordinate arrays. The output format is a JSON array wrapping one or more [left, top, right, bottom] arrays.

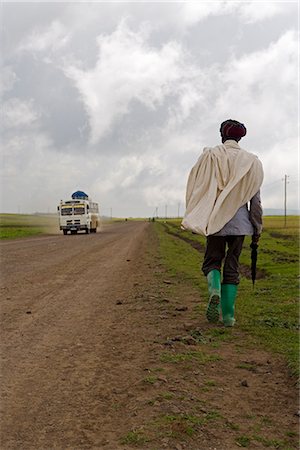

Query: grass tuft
[[236, 435, 251, 447], [120, 430, 149, 445], [160, 351, 221, 364]]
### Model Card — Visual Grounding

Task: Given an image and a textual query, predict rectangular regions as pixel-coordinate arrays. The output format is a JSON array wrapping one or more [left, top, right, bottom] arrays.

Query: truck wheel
[[86, 228, 90, 234], [63, 230, 67, 235]]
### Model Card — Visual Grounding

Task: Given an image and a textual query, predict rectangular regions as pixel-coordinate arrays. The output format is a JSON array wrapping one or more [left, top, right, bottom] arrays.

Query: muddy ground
[[0, 222, 298, 449]]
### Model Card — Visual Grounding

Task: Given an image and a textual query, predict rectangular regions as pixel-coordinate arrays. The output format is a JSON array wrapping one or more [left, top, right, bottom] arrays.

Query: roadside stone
[[241, 379, 249, 387], [116, 300, 123, 305], [183, 322, 195, 330], [171, 406, 181, 413], [172, 336, 182, 342], [157, 375, 168, 383], [175, 306, 188, 311], [182, 336, 197, 345]]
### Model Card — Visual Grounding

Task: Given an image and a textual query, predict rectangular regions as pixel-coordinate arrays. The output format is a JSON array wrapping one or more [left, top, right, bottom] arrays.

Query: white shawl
[[181, 140, 264, 236]]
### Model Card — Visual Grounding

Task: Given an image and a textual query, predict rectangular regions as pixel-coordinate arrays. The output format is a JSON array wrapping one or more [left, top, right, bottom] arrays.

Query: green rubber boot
[[221, 284, 238, 327], [206, 270, 221, 323]]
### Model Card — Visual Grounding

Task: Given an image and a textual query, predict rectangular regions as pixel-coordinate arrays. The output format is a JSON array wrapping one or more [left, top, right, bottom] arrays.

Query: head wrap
[[220, 119, 247, 141]]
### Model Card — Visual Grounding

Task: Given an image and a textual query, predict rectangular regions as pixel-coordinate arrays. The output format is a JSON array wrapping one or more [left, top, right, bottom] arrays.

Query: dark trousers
[[202, 235, 245, 285]]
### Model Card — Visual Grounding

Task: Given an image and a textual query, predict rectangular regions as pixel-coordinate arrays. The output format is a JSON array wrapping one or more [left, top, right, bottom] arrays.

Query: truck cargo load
[[71, 191, 89, 200]]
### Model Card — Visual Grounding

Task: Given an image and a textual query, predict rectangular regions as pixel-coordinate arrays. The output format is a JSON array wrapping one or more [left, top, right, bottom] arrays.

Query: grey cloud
[[1, 2, 298, 215]]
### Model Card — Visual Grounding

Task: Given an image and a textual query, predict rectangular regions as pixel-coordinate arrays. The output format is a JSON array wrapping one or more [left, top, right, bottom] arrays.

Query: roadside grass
[[143, 375, 158, 385], [0, 214, 148, 239], [0, 214, 58, 239], [153, 216, 299, 377], [120, 430, 149, 446], [120, 410, 223, 446], [160, 350, 221, 364], [235, 434, 291, 449], [154, 410, 223, 436]]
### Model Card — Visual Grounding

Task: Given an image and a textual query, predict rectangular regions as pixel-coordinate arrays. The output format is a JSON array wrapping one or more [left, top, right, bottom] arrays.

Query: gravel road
[[1, 222, 150, 449]]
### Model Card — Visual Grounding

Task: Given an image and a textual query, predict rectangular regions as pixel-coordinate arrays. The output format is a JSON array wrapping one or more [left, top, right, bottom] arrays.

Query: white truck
[[58, 191, 99, 235]]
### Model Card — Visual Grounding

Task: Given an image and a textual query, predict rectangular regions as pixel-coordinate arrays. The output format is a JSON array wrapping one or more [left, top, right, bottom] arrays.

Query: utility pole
[[283, 175, 289, 227], [165, 205, 167, 219], [110, 208, 112, 220], [177, 202, 180, 218]]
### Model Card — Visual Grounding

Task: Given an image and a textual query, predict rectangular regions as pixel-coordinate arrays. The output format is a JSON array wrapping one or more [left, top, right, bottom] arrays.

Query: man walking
[[182, 119, 263, 326]]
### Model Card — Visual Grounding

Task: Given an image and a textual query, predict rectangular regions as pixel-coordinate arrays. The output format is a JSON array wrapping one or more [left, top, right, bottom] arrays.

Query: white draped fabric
[[182, 140, 264, 236]]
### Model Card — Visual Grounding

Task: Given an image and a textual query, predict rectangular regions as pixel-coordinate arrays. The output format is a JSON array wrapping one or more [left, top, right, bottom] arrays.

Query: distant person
[[182, 119, 263, 326]]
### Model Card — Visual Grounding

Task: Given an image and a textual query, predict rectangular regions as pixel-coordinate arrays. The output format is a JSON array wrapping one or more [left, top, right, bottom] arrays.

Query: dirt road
[[1, 222, 298, 449], [1, 222, 152, 449]]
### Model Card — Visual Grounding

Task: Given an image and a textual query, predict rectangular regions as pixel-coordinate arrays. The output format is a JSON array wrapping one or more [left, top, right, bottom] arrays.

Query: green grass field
[[154, 216, 299, 377], [0, 214, 145, 239], [0, 214, 58, 239]]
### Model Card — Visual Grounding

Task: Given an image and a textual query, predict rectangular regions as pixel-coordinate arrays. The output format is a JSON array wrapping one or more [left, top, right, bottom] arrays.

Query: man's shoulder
[[202, 144, 225, 154], [238, 147, 264, 175], [238, 145, 260, 160]]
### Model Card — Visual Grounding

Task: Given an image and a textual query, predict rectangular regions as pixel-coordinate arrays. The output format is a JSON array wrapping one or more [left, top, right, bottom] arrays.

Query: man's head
[[220, 119, 247, 143]]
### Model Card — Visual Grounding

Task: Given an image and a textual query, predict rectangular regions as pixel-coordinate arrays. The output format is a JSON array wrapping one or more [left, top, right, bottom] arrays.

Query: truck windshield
[[61, 207, 73, 216], [74, 206, 85, 215]]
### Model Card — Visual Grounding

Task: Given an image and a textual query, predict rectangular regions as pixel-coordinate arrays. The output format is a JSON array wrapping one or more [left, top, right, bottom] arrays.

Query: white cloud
[[19, 20, 71, 54], [261, 136, 299, 209], [180, 1, 234, 26], [238, 2, 288, 24], [180, 1, 291, 27], [63, 20, 199, 143], [0, 66, 18, 97], [1, 131, 91, 213], [262, 137, 298, 181], [2, 98, 39, 128], [212, 30, 298, 142], [143, 183, 185, 208], [91, 154, 164, 195]]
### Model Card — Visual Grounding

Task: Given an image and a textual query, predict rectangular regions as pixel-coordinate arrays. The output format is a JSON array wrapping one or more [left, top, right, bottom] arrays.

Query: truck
[[57, 191, 100, 235]]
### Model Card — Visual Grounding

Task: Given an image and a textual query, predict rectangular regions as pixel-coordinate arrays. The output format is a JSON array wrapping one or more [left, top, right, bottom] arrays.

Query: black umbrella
[[250, 238, 258, 287]]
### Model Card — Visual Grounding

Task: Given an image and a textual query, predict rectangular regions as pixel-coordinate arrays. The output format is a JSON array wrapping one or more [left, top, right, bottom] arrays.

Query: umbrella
[[250, 238, 258, 287]]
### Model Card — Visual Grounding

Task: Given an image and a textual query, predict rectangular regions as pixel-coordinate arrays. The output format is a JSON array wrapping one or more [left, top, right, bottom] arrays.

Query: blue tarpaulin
[[72, 191, 89, 200]]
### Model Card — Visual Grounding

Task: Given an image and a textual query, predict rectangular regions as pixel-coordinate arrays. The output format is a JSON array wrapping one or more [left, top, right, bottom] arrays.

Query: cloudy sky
[[1, 1, 298, 217]]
